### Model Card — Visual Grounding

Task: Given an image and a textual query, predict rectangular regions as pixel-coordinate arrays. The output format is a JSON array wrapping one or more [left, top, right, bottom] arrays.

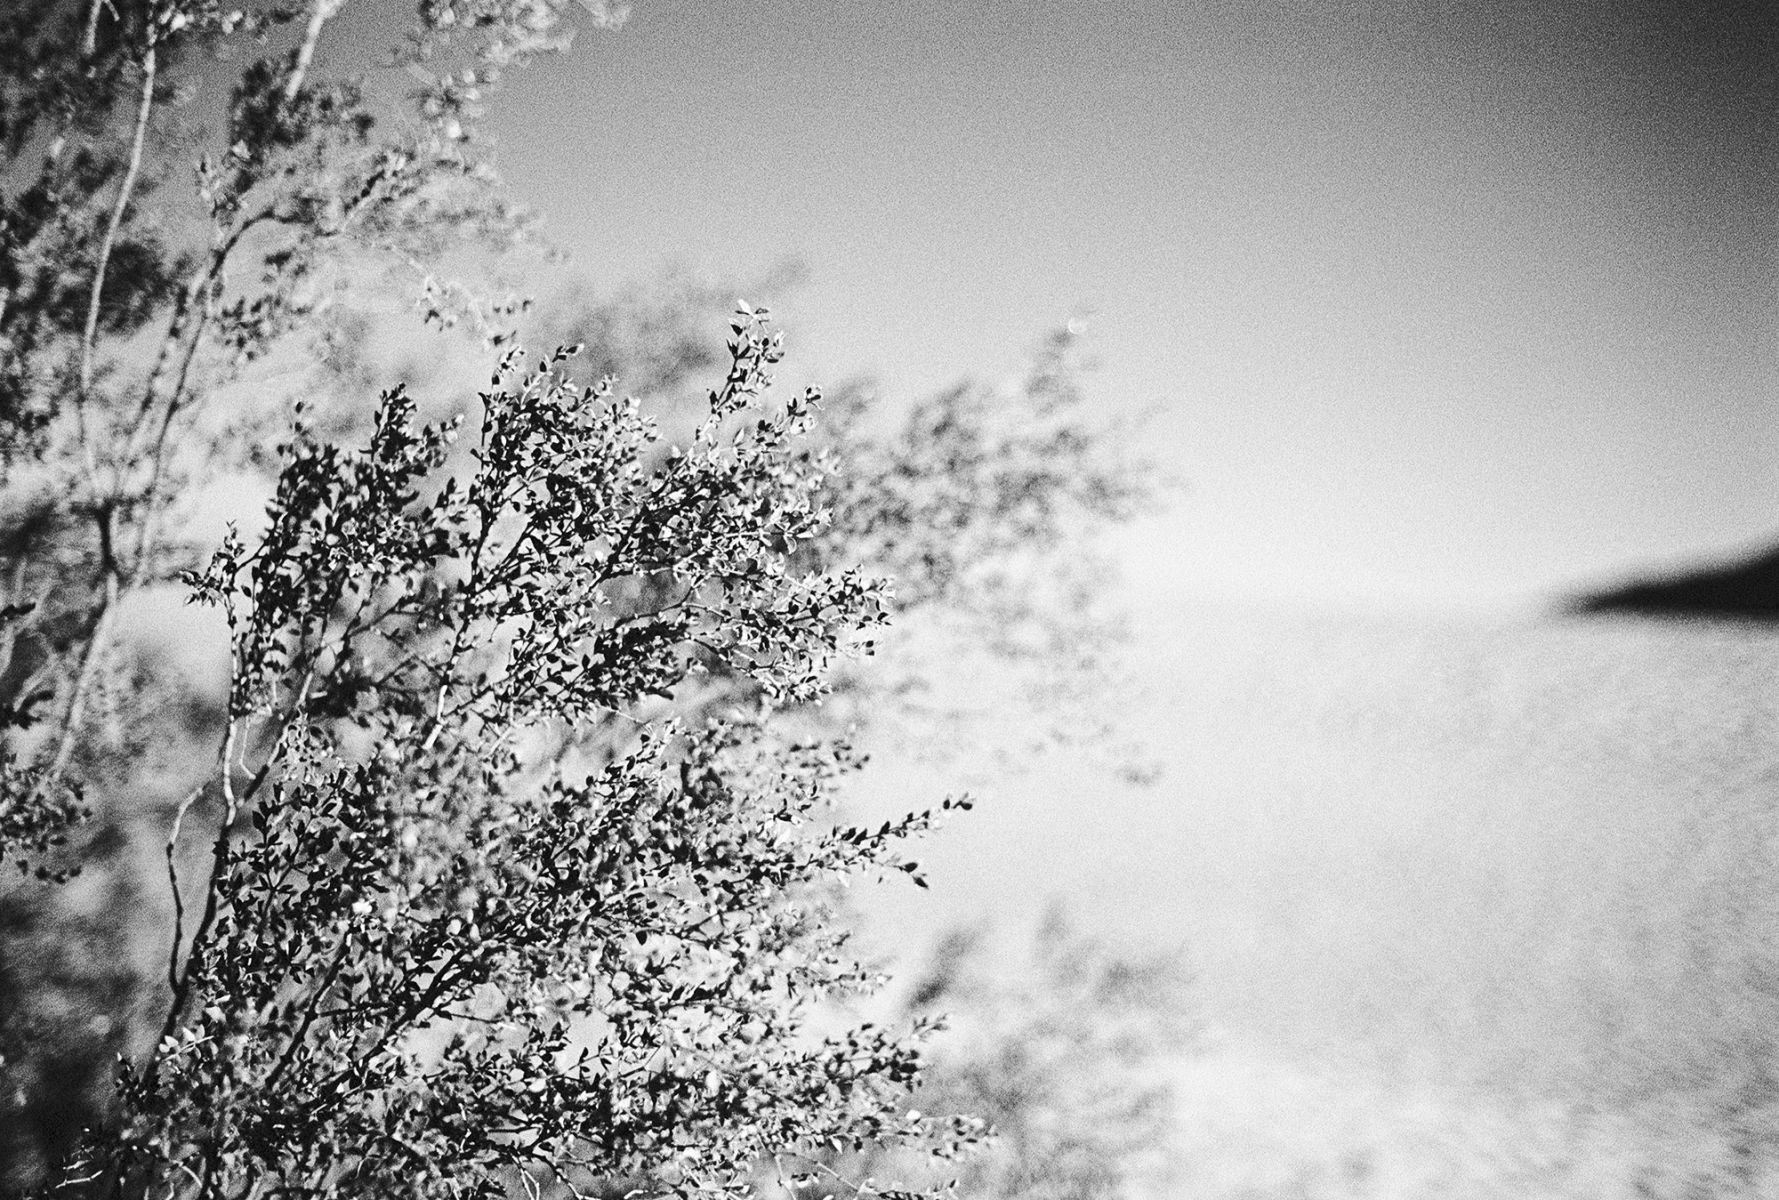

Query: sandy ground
[[856, 601, 1779, 1198]]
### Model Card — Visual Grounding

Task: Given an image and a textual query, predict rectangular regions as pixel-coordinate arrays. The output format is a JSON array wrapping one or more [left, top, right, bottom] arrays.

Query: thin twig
[[131, 206, 277, 440], [284, 0, 342, 104], [263, 935, 353, 1094], [80, 0, 105, 58], [0, 556, 29, 691], [37, 553, 119, 788], [152, 719, 239, 1065], [76, 38, 157, 474], [163, 783, 206, 997], [155, 660, 317, 1066]]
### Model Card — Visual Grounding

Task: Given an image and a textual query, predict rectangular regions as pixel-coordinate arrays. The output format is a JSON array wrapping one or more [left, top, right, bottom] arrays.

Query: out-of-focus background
[[5, 0, 1775, 1194], [860, 606, 1779, 1195], [465, 3, 1779, 1193], [478, 0, 1775, 610], [480, 2, 1777, 1194]]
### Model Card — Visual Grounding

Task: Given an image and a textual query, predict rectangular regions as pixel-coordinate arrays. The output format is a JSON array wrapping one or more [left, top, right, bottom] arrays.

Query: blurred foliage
[[841, 913, 1196, 1200], [0, 1, 1160, 1196]]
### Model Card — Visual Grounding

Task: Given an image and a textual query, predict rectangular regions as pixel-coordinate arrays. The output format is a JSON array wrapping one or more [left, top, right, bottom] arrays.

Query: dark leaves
[[118, 315, 956, 1200]]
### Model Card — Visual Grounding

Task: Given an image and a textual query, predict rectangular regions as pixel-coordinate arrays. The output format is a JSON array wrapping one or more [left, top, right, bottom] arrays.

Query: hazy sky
[[476, 0, 1775, 612], [450, 2, 1779, 1077]]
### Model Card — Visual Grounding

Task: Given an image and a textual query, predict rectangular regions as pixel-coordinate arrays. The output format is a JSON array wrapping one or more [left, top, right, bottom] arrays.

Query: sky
[[471, 0, 1778, 614], [155, 0, 1779, 1121], [453, 2, 1779, 1053]]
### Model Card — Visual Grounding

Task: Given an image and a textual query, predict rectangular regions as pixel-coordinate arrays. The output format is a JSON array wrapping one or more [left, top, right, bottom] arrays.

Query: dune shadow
[[1565, 541, 1779, 623]]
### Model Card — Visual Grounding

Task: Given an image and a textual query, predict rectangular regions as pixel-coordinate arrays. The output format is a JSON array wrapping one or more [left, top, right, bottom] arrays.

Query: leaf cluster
[[1, 4, 1162, 1195], [0, 0, 626, 928], [62, 313, 970, 1200]]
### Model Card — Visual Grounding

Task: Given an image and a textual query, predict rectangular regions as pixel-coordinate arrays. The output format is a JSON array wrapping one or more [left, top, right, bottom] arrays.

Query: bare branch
[[152, 717, 241, 1062], [76, 38, 158, 474], [80, 0, 105, 59], [263, 936, 354, 1094], [285, 0, 345, 104], [38, 545, 119, 787], [156, 659, 319, 1067], [163, 784, 207, 998]]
